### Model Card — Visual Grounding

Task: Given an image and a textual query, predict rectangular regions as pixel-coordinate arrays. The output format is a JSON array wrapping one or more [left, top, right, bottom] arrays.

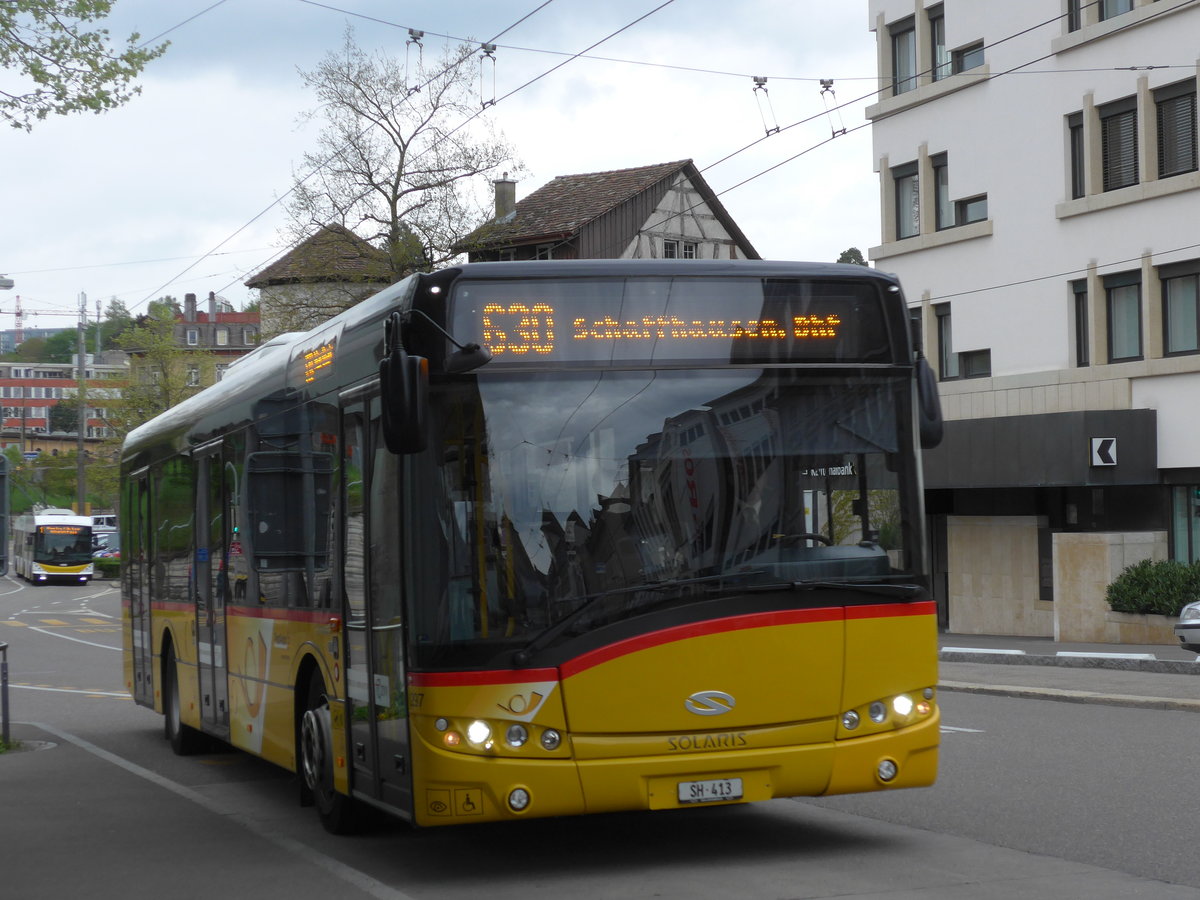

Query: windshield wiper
[[743, 580, 924, 599], [512, 571, 767, 666]]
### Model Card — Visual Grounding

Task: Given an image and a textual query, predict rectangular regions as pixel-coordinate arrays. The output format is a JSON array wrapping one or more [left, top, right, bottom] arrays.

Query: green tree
[[837, 247, 869, 266], [1, 0, 168, 131], [106, 300, 213, 446]]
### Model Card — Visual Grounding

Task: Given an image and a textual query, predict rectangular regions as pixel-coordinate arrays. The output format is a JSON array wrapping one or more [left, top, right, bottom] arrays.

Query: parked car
[[1174, 600, 1200, 653]]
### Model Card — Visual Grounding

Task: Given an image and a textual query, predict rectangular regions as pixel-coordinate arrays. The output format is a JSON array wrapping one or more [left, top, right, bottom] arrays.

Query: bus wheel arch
[[296, 664, 357, 834]]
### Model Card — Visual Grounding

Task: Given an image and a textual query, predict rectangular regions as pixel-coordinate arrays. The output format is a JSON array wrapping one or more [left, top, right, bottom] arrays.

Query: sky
[[1, 0, 883, 330]]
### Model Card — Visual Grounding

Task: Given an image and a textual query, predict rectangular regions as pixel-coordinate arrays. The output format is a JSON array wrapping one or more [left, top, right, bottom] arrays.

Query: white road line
[[12, 684, 129, 698], [27, 626, 120, 651], [26, 722, 419, 900], [941, 725, 985, 733]]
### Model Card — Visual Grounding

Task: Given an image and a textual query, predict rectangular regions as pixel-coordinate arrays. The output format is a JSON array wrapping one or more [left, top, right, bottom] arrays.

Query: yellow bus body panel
[[408, 604, 939, 827]]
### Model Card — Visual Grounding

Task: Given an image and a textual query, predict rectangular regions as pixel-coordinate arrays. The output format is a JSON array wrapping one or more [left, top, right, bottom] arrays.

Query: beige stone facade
[[946, 516, 1053, 636], [1052, 531, 1170, 644]]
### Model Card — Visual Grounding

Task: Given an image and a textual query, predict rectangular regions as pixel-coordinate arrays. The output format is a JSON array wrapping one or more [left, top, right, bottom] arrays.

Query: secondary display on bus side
[[450, 277, 895, 366]]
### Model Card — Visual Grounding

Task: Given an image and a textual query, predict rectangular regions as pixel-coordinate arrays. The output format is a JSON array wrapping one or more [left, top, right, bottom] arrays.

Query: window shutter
[[1101, 109, 1138, 191], [1158, 92, 1197, 178]]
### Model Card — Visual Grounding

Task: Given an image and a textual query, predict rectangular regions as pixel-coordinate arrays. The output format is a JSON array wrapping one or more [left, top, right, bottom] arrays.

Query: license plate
[[677, 777, 743, 804]]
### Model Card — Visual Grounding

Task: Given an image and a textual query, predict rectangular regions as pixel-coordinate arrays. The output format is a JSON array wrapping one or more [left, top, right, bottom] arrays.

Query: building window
[[1171, 486, 1200, 564], [1068, 0, 1082, 31], [663, 239, 678, 259], [535, 244, 554, 260], [929, 6, 950, 81], [186, 328, 198, 346], [953, 42, 984, 74], [243, 327, 257, 345], [932, 154, 952, 229], [215, 327, 229, 347], [890, 18, 917, 96], [215, 364, 229, 382], [186, 366, 200, 387], [1105, 273, 1142, 362], [956, 195, 988, 225], [1162, 268, 1200, 355], [893, 161, 919, 239], [682, 241, 698, 259], [1072, 279, 1090, 367], [1100, 97, 1138, 191], [935, 303, 958, 379], [1068, 112, 1085, 199], [1100, 0, 1134, 21], [1156, 80, 1198, 179], [959, 349, 991, 378]]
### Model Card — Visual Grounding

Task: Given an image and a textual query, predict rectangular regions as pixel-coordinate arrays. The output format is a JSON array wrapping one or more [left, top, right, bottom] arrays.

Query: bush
[[1105, 558, 1200, 616], [93, 557, 121, 580]]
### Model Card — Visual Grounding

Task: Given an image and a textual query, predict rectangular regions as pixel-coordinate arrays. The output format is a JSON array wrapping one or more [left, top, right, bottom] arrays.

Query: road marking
[[81, 617, 111, 625], [941, 725, 985, 733], [11, 684, 130, 698], [26, 722, 419, 900], [27, 626, 120, 651], [38, 619, 69, 626]]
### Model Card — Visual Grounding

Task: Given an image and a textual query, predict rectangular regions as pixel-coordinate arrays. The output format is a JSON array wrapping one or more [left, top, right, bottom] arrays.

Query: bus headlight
[[505, 724, 528, 748], [868, 701, 887, 723], [892, 694, 914, 717], [466, 720, 491, 746], [540, 729, 562, 751]]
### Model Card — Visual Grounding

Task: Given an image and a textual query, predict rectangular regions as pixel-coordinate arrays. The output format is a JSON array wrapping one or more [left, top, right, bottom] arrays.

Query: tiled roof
[[460, 160, 693, 249], [244, 224, 391, 288]]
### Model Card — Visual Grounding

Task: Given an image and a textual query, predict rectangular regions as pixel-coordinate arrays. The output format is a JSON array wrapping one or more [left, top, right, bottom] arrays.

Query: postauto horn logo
[[685, 690, 736, 716]]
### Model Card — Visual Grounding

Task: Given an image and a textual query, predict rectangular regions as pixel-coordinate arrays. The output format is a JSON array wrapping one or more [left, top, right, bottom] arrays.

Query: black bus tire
[[299, 672, 357, 834], [164, 651, 205, 755]]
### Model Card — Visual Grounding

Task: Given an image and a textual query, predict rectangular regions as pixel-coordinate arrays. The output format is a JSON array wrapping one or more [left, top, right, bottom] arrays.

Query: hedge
[[1105, 558, 1200, 616]]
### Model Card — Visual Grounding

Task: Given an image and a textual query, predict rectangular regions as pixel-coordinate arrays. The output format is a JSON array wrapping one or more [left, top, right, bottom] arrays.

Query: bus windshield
[[406, 367, 921, 669], [36, 525, 93, 564]]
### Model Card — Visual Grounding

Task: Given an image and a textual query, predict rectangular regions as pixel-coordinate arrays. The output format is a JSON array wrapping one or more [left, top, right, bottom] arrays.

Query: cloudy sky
[[2, 0, 882, 328]]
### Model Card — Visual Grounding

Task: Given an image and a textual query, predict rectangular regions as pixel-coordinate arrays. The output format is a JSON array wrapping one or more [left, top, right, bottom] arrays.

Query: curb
[[939, 679, 1200, 713], [939, 649, 1200, 675]]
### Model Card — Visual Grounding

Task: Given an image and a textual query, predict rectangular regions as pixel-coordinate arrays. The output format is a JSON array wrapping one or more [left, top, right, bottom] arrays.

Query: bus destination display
[[451, 278, 893, 366]]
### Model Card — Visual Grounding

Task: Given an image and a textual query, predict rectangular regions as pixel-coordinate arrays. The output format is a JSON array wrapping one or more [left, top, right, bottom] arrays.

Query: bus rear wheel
[[163, 652, 205, 755], [299, 673, 356, 834]]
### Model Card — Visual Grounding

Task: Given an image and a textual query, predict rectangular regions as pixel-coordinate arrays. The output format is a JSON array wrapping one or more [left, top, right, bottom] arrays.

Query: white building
[[866, 0, 1200, 641]]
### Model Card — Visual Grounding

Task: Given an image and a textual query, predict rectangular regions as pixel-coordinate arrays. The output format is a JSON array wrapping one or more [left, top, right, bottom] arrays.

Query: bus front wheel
[[299, 673, 356, 834]]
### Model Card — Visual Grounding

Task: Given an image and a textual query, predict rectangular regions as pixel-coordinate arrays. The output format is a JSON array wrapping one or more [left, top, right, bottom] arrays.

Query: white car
[[1174, 600, 1200, 653]]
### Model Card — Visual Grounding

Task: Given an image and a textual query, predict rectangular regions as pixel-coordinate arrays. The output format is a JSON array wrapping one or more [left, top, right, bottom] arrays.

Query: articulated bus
[[13, 509, 94, 584], [121, 260, 944, 833]]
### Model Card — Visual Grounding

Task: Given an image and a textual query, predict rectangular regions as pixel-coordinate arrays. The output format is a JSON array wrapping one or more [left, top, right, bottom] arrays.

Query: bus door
[[367, 394, 412, 813], [194, 444, 231, 739], [340, 392, 414, 816], [127, 468, 154, 706]]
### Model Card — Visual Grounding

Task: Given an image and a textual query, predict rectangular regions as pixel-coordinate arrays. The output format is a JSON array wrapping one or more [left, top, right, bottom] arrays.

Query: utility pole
[[76, 292, 87, 515]]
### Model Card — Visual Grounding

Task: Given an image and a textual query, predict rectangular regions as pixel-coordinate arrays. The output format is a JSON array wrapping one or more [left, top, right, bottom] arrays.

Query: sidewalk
[[938, 632, 1200, 712]]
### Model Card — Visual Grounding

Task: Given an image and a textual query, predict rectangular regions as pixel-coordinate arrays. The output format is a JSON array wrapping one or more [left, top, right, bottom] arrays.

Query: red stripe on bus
[[405, 602, 935, 687], [559, 607, 844, 678], [845, 600, 936, 620], [408, 668, 559, 687], [227, 606, 339, 624]]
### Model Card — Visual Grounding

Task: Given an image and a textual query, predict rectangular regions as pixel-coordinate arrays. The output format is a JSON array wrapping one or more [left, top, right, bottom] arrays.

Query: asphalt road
[[3, 576, 1199, 899]]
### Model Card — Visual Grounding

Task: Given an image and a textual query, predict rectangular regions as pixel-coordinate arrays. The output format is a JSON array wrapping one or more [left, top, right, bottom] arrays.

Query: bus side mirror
[[380, 314, 429, 454], [916, 356, 943, 449]]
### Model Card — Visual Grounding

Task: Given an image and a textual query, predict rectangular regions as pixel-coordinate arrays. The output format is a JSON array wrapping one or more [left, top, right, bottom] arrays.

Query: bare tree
[[281, 28, 522, 315]]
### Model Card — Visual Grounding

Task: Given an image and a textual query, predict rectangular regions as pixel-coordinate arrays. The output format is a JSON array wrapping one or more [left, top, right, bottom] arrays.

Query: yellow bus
[[13, 509, 94, 584], [121, 260, 944, 833]]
